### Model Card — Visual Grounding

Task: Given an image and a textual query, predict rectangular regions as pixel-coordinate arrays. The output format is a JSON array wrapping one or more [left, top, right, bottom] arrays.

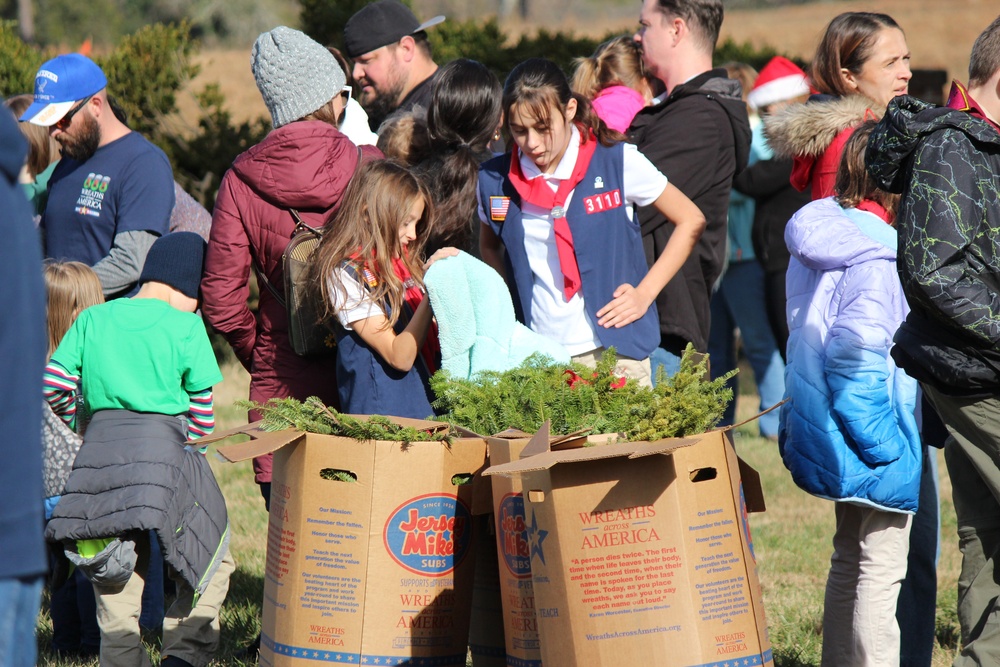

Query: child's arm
[[351, 248, 458, 372], [479, 222, 507, 280], [43, 359, 79, 431], [596, 182, 705, 328], [186, 387, 216, 441]]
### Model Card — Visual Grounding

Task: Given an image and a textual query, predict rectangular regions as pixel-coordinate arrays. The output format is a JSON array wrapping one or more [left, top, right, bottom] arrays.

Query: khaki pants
[[93, 534, 235, 667], [821, 503, 911, 667], [571, 348, 653, 388]]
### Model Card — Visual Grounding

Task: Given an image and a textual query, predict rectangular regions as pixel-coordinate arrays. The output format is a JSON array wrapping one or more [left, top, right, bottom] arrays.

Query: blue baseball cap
[[20, 53, 108, 127]]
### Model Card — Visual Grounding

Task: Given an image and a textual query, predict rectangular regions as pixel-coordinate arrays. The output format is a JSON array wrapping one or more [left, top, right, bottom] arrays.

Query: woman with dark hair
[[765, 12, 911, 199], [409, 58, 503, 256]]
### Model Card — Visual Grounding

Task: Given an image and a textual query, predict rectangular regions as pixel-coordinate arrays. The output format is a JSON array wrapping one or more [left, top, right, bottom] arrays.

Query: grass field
[[34, 360, 963, 666]]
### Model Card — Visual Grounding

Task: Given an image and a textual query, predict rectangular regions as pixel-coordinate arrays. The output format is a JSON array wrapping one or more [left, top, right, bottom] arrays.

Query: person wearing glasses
[[343, 0, 445, 132], [19, 53, 174, 300]]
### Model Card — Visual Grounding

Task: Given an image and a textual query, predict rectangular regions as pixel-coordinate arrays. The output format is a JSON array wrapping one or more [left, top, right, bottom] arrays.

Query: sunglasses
[[54, 96, 93, 131]]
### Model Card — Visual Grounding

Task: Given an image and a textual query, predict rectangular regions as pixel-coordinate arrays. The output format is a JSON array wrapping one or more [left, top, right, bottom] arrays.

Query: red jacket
[[202, 120, 380, 483]]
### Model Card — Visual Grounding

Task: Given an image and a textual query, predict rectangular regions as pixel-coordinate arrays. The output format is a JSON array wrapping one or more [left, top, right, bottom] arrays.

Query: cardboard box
[[486, 432, 543, 667], [208, 419, 488, 667], [484, 424, 771, 667]]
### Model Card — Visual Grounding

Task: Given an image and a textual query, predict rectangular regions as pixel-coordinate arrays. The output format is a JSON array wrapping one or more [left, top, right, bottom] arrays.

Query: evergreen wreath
[[430, 345, 735, 440]]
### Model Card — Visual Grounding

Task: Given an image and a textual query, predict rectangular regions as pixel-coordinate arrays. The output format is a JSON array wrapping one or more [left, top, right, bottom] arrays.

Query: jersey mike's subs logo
[[384, 494, 471, 576], [498, 493, 531, 578]]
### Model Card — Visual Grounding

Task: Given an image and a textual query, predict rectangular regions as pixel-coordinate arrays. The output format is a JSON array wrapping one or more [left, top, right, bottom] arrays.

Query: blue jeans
[[649, 347, 681, 386], [707, 260, 785, 437], [0, 575, 43, 667]]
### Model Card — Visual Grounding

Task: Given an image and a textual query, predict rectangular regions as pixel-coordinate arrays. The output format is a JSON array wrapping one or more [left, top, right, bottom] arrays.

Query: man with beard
[[21, 54, 174, 298], [343, 0, 444, 132]]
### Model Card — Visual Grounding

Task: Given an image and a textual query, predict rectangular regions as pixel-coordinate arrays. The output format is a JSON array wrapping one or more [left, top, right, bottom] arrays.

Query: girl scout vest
[[478, 141, 659, 361], [333, 263, 435, 419]]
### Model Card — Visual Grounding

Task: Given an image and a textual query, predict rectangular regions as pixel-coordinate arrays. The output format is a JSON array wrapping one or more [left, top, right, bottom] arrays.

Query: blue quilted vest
[[333, 265, 436, 419], [478, 142, 659, 361]]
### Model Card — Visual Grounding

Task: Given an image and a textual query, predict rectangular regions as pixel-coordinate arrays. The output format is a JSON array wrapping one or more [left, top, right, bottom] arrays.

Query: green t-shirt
[[52, 298, 222, 416]]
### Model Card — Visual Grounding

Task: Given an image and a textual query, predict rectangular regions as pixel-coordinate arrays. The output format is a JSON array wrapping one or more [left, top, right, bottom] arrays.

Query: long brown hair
[[810, 12, 903, 97], [311, 160, 434, 329], [834, 120, 898, 222], [5, 94, 59, 179], [503, 58, 625, 149], [43, 260, 104, 358]]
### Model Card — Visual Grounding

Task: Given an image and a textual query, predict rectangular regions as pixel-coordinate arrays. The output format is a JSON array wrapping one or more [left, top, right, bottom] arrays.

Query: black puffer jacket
[[867, 95, 1000, 393], [46, 411, 230, 599], [630, 69, 751, 352]]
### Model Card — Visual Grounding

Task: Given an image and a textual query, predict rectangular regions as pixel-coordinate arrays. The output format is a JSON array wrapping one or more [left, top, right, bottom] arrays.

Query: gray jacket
[[46, 410, 230, 601]]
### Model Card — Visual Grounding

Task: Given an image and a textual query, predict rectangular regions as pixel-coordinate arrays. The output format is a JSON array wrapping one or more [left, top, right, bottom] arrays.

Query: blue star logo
[[528, 509, 548, 566]]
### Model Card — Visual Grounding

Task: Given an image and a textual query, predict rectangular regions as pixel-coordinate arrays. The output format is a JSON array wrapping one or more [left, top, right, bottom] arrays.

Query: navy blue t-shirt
[[43, 131, 173, 265]]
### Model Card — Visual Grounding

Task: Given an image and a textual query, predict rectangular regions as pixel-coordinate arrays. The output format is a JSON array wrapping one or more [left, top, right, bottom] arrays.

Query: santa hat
[[747, 56, 810, 111]]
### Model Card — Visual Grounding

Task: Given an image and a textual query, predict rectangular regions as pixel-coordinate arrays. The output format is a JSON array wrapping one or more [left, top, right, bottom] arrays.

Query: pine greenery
[[430, 346, 735, 440], [236, 396, 451, 444]]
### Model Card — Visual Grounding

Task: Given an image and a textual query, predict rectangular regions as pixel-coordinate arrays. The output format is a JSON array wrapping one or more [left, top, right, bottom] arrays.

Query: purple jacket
[[779, 197, 920, 513]]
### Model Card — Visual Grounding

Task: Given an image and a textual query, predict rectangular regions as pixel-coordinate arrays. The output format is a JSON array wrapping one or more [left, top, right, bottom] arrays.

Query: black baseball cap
[[344, 0, 445, 59]]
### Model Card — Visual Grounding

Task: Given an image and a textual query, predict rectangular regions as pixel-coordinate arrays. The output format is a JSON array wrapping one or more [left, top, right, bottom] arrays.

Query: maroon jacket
[[202, 120, 380, 484]]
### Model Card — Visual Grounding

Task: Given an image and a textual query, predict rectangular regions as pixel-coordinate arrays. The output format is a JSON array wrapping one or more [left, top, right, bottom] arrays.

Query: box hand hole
[[689, 467, 717, 483], [451, 473, 475, 486], [319, 468, 358, 483]]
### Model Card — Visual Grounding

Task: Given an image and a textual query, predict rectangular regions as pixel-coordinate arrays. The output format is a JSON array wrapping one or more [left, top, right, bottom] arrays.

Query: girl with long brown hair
[[311, 159, 457, 417]]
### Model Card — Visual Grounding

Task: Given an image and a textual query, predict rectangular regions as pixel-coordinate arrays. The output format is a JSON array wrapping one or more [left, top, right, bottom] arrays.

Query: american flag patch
[[490, 196, 510, 222], [361, 266, 379, 288]]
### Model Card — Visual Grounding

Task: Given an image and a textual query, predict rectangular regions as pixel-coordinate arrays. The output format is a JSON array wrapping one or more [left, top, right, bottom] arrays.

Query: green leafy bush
[[98, 21, 199, 151], [164, 83, 270, 206], [0, 20, 42, 96]]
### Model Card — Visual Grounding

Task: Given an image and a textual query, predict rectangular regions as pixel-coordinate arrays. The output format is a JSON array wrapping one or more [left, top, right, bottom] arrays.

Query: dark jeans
[[140, 530, 165, 631], [896, 442, 939, 667], [50, 567, 99, 655]]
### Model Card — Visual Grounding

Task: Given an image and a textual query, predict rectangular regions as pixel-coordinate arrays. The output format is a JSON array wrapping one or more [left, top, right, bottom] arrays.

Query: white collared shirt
[[480, 126, 668, 354]]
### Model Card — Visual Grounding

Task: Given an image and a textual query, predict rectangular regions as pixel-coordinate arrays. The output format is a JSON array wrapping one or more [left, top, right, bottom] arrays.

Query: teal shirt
[[22, 160, 58, 217]]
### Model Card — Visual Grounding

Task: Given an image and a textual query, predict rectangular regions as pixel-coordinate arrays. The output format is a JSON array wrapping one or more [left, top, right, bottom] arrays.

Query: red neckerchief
[[947, 80, 1000, 132], [856, 199, 894, 225], [348, 249, 439, 375], [391, 255, 439, 374], [507, 127, 598, 301]]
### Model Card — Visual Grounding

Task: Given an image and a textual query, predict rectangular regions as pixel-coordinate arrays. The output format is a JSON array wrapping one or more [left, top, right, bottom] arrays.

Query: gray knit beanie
[[252, 26, 346, 128]]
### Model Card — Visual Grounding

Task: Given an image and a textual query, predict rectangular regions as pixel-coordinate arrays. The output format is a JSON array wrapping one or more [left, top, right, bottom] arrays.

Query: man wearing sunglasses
[[344, 0, 445, 132], [20, 53, 174, 299]]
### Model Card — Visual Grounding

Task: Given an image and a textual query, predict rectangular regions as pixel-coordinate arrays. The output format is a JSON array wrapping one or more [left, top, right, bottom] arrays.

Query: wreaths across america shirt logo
[[75, 173, 111, 217]]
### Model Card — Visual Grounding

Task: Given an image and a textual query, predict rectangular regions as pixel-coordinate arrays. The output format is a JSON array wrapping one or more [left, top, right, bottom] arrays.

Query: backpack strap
[[248, 145, 365, 310]]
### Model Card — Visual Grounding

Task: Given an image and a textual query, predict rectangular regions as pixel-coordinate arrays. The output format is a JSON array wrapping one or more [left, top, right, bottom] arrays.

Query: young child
[[43, 232, 234, 667], [479, 58, 704, 387], [41, 260, 103, 660], [570, 37, 656, 133], [312, 159, 457, 418], [780, 122, 921, 667]]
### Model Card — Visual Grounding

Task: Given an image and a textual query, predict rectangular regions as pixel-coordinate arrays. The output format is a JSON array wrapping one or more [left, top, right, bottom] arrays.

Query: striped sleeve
[[43, 359, 79, 429], [186, 387, 216, 442]]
